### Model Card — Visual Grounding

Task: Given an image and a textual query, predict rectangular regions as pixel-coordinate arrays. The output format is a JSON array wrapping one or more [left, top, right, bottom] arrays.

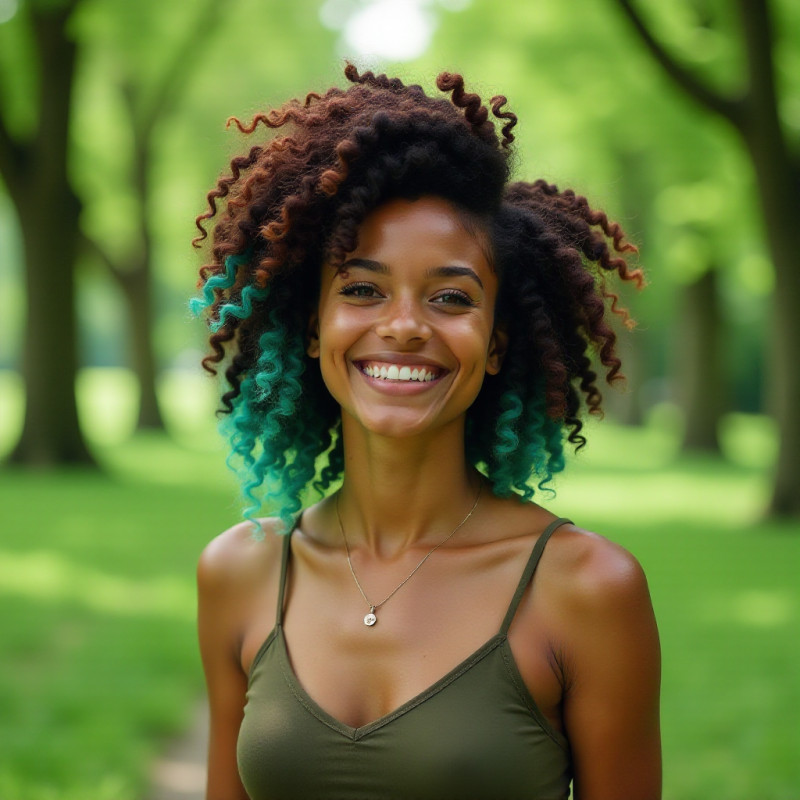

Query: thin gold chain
[[336, 482, 483, 612]]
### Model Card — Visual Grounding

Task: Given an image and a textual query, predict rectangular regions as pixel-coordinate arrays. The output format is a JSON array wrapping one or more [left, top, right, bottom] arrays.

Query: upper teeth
[[363, 364, 436, 382]]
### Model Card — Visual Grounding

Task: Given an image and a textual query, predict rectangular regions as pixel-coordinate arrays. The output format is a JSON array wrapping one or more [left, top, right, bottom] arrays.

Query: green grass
[[0, 370, 798, 798], [550, 420, 800, 800]]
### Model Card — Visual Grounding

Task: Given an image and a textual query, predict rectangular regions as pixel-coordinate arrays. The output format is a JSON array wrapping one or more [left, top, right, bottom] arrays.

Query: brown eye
[[339, 283, 381, 299], [431, 290, 474, 307]]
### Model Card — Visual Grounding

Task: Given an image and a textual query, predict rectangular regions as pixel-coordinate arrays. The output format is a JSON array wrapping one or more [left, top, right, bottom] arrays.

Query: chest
[[238, 630, 571, 800], [241, 539, 564, 732]]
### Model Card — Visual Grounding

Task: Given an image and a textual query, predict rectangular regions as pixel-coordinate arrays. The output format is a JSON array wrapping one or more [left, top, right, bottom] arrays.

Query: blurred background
[[0, 0, 798, 798]]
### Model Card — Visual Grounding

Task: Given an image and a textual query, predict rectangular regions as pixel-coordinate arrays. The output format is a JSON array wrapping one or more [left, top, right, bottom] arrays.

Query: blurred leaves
[[0, 0, 797, 459]]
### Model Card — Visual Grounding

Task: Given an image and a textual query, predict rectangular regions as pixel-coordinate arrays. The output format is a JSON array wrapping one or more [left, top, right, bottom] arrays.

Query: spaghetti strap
[[499, 517, 572, 636], [275, 530, 293, 627]]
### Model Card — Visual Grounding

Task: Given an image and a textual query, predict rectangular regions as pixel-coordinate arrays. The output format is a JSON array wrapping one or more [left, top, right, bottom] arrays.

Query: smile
[[358, 362, 443, 383]]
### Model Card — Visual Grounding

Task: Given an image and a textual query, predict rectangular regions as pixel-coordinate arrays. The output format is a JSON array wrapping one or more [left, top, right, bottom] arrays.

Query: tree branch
[[138, 0, 225, 143], [615, 0, 745, 127], [0, 8, 31, 189], [0, 109, 26, 190], [737, 0, 782, 128], [80, 230, 126, 283]]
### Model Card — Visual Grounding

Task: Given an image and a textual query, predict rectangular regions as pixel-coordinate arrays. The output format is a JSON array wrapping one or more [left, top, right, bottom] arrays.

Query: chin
[[349, 406, 466, 441]]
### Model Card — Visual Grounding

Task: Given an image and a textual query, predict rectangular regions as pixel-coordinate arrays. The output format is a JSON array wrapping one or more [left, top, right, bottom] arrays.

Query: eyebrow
[[339, 258, 484, 290]]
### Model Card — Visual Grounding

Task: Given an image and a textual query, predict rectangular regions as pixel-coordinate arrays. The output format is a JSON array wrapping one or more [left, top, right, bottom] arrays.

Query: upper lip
[[352, 353, 449, 371]]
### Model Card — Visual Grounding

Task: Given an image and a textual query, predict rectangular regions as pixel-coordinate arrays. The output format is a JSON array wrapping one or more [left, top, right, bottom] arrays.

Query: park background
[[0, 0, 798, 797]]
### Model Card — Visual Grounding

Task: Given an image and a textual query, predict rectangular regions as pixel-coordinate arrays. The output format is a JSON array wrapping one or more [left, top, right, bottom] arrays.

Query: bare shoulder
[[543, 525, 662, 798], [542, 522, 653, 613], [197, 517, 285, 600]]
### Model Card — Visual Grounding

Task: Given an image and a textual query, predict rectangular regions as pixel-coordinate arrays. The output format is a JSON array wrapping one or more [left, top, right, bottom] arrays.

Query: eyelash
[[432, 290, 474, 307], [338, 283, 476, 307], [338, 282, 379, 298]]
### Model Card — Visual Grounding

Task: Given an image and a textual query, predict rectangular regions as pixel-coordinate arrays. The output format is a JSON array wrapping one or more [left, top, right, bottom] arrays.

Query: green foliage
[[1, 0, 794, 409], [404, 0, 786, 412], [0, 2, 37, 139]]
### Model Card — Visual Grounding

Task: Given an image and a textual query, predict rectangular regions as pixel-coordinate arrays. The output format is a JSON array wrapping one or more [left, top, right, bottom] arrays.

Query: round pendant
[[364, 612, 377, 627]]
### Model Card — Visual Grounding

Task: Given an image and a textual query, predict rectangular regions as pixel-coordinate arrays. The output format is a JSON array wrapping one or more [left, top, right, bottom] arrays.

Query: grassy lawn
[[0, 370, 798, 798]]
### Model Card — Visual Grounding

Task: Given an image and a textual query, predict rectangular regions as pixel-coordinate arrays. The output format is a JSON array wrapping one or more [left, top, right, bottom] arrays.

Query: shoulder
[[536, 523, 660, 681], [546, 528, 662, 796], [543, 523, 652, 613], [525, 521, 659, 666], [197, 517, 286, 600]]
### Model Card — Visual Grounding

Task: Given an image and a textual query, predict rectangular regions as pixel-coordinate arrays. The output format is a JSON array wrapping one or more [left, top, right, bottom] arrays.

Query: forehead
[[346, 196, 493, 271]]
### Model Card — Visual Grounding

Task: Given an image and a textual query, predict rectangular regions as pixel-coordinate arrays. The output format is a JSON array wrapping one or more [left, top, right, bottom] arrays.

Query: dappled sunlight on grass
[[719, 412, 780, 470], [77, 366, 223, 450], [0, 550, 194, 621], [549, 462, 770, 528], [0, 433, 235, 798], [76, 368, 139, 445], [95, 430, 234, 492], [158, 368, 222, 449], [549, 414, 773, 530], [719, 590, 795, 628]]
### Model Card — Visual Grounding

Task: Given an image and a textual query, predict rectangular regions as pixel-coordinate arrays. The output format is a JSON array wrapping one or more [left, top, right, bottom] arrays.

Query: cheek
[[318, 306, 359, 354], [315, 308, 365, 395], [454, 315, 495, 356]]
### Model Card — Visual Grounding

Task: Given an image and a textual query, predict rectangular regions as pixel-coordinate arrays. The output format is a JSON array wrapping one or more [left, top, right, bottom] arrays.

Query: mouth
[[356, 361, 446, 383]]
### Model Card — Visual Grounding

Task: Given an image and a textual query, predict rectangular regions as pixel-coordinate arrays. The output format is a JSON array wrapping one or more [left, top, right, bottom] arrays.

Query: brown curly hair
[[191, 64, 642, 529]]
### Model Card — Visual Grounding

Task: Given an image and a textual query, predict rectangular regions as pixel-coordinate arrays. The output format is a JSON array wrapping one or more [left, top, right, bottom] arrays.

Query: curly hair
[[191, 64, 642, 535]]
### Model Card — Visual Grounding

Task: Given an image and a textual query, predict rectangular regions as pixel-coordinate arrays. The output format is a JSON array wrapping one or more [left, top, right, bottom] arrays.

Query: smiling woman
[[191, 65, 660, 800], [308, 197, 504, 440]]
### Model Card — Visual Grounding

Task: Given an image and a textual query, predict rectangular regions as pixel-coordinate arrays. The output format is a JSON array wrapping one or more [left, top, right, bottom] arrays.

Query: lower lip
[[355, 368, 446, 395]]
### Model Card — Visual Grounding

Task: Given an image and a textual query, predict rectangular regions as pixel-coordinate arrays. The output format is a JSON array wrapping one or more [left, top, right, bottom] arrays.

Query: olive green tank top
[[237, 518, 572, 800]]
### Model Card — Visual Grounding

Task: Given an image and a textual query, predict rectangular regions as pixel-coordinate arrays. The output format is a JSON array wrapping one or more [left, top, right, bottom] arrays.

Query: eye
[[431, 290, 475, 307], [338, 282, 382, 299]]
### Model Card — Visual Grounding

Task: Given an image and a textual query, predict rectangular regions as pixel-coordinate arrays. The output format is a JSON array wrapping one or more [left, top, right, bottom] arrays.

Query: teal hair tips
[[488, 384, 564, 502], [189, 251, 252, 317], [211, 283, 269, 332]]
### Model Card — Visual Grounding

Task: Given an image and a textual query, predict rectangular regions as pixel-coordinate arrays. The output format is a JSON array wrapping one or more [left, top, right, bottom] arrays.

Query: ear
[[306, 311, 320, 358], [485, 324, 508, 376]]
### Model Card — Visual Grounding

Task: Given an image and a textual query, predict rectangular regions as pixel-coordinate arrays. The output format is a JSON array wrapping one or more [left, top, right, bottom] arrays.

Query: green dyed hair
[[191, 66, 641, 535]]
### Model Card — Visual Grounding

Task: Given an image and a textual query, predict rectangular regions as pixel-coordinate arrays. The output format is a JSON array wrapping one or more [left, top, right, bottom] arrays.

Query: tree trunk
[[613, 0, 800, 517], [677, 269, 725, 452], [116, 262, 163, 429], [736, 1, 800, 516], [12, 195, 93, 465], [609, 148, 654, 427], [743, 137, 800, 516], [8, 4, 95, 467]]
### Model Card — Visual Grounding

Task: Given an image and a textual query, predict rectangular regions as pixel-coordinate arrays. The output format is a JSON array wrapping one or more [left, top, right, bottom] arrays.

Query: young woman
[[193, 65, 661, 800]]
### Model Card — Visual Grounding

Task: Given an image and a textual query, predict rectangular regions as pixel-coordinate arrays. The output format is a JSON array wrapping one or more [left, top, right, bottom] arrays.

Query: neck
[[335, 415, 481, 556]]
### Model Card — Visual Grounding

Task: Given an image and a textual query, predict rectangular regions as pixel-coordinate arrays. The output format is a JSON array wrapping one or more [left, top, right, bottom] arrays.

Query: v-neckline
[[247, 516, 572, 743], [274, 624, 507, 741]]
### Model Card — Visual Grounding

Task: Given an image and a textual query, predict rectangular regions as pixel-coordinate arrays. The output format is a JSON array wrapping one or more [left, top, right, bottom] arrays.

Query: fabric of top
[[237, 517, 573, 800]]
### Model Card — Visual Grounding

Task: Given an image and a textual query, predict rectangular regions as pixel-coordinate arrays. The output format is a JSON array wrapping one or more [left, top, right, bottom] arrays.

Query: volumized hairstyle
[[192, 64, 642, 534]]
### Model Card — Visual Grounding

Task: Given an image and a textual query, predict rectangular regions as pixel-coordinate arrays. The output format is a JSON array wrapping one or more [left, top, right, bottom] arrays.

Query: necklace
[[335, 482, 483, 627]]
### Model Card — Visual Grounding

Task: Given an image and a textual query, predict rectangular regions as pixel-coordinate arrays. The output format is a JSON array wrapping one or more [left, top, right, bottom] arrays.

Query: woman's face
[[308, 196, 506, 439]]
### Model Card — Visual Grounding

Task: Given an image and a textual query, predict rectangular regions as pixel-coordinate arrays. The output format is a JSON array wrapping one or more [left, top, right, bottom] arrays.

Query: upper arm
[[197, 525, 275, 800], [559, 541, 661, 800]]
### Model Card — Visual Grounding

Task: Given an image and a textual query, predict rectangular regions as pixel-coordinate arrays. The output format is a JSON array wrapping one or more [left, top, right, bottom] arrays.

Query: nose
[[374, 295, 432, 345]]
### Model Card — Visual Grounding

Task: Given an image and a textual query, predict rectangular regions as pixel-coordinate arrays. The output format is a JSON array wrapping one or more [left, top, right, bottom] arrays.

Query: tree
[[615, 0, 800, 515], [411, 0, 745, 441], [677, 267, 726, 451], [82, 0, 224, 430], [0, 0, 95, 466], [1, 0, 342, 463]]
